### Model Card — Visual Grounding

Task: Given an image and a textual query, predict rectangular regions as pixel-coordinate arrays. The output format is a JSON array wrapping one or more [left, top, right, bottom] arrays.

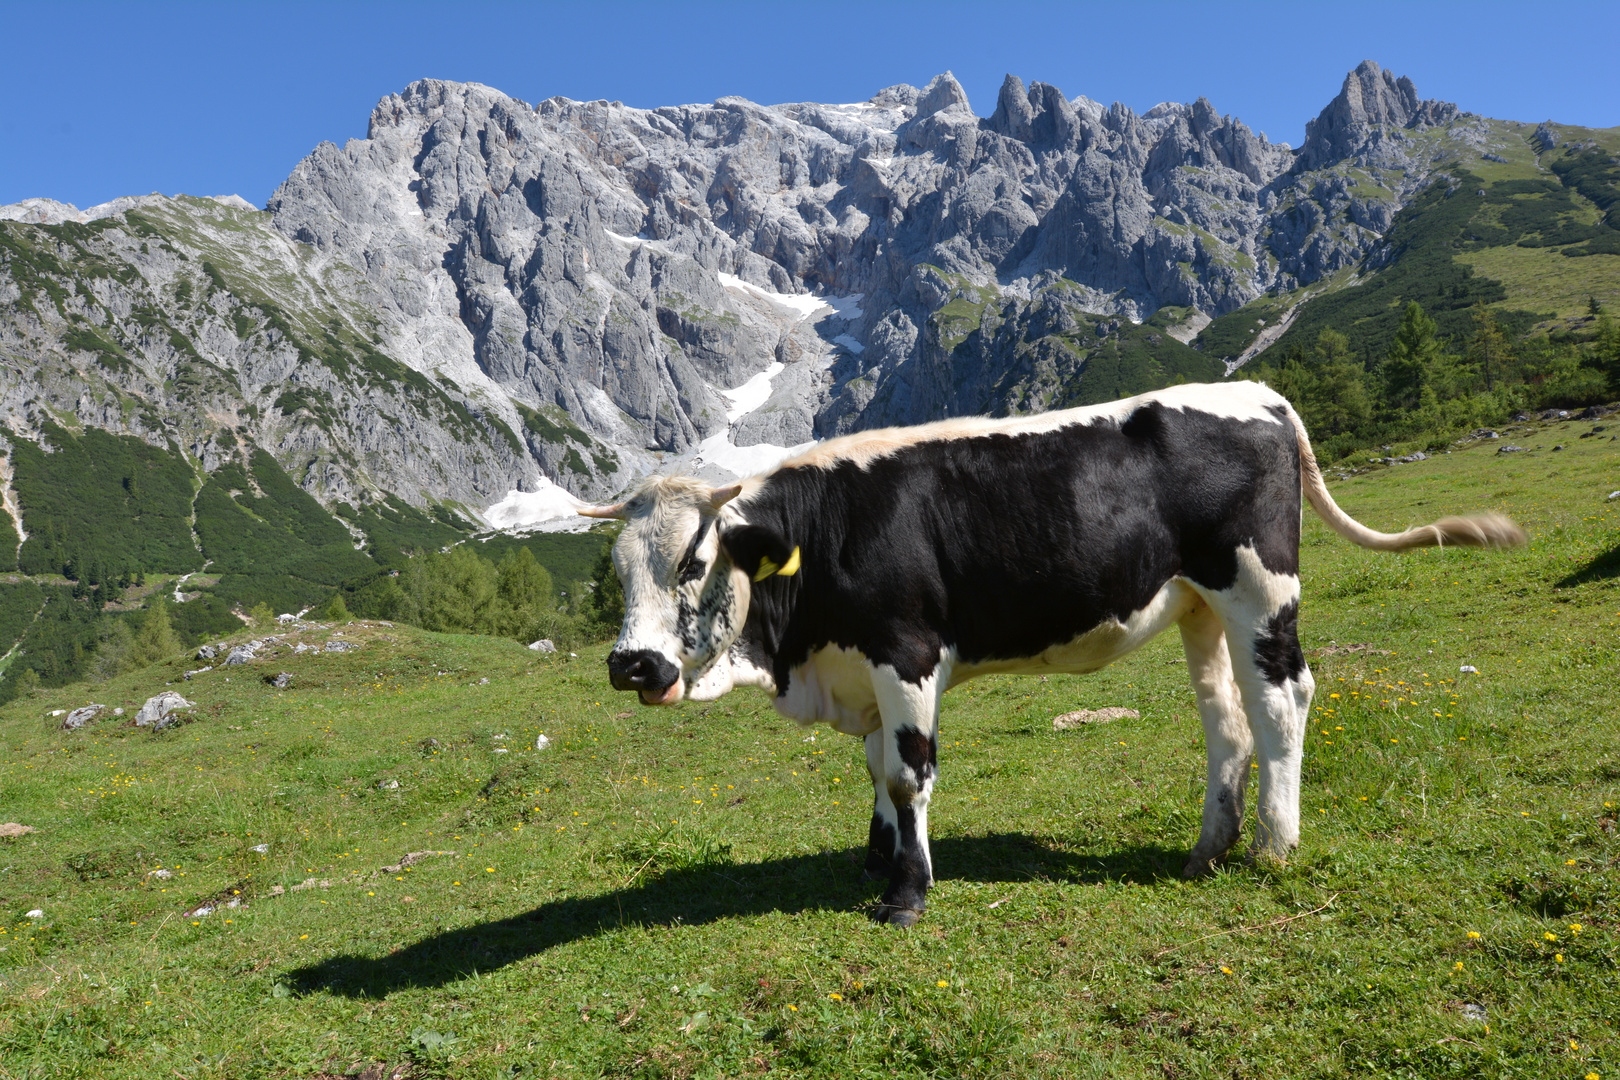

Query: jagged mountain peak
[[1298, 59, 1463, 170]]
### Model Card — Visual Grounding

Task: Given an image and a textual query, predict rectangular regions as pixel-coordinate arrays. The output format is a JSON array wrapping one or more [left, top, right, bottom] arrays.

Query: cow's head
[[580, 476, 796, 706]]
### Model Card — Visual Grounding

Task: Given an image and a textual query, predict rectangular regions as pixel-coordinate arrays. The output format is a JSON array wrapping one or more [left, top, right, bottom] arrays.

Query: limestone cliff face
[[0, 61, 1485, 513]]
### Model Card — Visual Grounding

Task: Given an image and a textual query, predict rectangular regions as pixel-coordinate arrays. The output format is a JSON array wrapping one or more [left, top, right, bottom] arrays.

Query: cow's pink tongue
[[640, 681, 682, 706]]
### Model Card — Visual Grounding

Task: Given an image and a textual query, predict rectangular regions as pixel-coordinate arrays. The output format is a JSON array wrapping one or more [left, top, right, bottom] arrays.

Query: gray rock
[[268, 672, 294, 689], [135, 691, 193, 729], [323, 640, 359, 653], [196, 645, 217, 661], [528, 639, 557, 653], [1053, 707, 1140, 729], [223, 644, 257, 665], [62, 704, 105, 730]]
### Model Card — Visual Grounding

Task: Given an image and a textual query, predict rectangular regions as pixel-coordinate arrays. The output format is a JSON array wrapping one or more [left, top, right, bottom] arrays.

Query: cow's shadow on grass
[[1557, 541, 1620, 587], [285, 833, 1183, 998]]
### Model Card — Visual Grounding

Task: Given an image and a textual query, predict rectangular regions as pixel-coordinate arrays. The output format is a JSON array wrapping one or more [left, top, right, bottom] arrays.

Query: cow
[[580, 382, 1524, 926]]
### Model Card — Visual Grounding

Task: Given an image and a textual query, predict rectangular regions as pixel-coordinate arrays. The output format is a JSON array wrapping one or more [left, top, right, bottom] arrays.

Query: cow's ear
[[720, 524, 800, 583]]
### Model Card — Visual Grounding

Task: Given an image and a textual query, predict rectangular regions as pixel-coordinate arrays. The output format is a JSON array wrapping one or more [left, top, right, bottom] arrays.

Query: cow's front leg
[[1179, 601, 1253, 876], [863, 730, 895, 880], [869, 661, 945, 927]]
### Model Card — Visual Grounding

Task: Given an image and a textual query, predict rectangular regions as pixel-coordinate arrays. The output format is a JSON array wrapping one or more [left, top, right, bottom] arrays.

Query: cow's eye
[[677, 556, 706, 584]]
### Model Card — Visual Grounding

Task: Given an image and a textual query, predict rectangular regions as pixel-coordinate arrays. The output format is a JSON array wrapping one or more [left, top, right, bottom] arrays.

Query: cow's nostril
[[608, 648, 679, 694]]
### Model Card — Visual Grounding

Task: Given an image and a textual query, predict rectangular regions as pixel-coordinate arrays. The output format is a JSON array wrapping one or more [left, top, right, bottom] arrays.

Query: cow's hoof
[[1243, 847, 1290, 872], [874, 904, 924, 928], [1182, 848, 1229, 878], [1181, 855, 1218, 879]]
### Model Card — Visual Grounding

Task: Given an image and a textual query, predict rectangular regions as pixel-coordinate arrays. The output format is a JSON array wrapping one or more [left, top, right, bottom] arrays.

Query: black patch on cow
[[719, 523, 795, 582], [1253, 600, 1305, 686], [676, 517, 713, 584], [894, 726, 937, 777], [865, 813, 895, 879], [881, 801, 930, 920], [732, 400, 1305, 693]]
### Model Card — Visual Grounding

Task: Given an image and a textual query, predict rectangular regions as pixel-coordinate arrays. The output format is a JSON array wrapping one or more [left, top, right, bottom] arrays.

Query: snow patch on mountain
[[484, 477, 590, 532]]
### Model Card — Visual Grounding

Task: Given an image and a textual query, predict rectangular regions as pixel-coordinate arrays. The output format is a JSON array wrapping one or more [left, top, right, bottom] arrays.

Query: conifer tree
[[1382, 301, 1443, 413], [127, 596, 180, 668]]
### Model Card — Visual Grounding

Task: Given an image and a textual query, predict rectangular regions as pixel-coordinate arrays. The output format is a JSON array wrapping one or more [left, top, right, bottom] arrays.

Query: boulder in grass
[[267, 672, 294, 689], [196, 645, 217, 661], [324, 639, 359, 653], [0, 823, 36, 839], [528, 639, 557, 653], [1052, 707, 1140, 730], [224, 644, 257, 665], [135, 691, 193, 728], [62, 704, 105, 730]]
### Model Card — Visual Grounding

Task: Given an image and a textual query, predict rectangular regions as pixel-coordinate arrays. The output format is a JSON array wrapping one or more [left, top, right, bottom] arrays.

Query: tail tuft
[[1420, 513, 1527, 550]]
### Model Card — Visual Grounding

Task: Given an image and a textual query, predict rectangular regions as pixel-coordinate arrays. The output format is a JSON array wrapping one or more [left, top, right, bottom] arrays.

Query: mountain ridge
[[1, 60, 1613, 532]]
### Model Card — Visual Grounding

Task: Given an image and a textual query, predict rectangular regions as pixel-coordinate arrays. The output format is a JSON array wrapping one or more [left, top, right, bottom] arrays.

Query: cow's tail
[[1287, 405, 1527, 552]]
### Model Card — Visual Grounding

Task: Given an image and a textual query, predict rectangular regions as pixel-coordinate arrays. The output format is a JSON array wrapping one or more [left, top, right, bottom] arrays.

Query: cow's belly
[[774, 579, 1200, 732], [950, 577, 1201, 684]]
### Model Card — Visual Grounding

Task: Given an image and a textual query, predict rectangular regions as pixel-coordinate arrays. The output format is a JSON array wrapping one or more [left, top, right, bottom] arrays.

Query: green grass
[[0, 424, 1615, 1078], [1457, 246, 1620, 323]]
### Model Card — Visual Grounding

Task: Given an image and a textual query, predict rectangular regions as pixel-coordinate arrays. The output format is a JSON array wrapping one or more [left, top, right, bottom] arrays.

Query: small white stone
[[1460, 664, 1479, 674], [493, 748, 509, 754], [535, 734, 552, 751], [251, 843, 269, 854], [24, 909, 43, 919]]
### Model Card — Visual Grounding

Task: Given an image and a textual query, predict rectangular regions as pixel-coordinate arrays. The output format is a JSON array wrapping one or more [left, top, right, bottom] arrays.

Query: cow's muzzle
[[607, 648, 683, 706]]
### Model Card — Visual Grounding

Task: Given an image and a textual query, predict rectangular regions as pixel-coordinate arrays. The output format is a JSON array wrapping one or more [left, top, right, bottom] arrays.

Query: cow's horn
[[709, 483, 743, 510], [576, 501, 628, 519]]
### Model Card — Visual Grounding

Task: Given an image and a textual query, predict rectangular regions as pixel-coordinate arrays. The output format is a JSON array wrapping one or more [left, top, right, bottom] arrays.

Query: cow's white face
[[594, 478, 753, 706]]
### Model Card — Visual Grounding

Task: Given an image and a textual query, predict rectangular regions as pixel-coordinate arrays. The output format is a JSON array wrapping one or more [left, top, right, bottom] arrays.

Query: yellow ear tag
[[752, 546, 801, 582]]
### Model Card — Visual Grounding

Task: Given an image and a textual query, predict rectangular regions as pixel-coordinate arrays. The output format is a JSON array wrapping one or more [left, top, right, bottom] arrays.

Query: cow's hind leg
[[869, 661, 945, 927], [863, 730, 896, 880], [1201, 552, 1315, 863], [1179, 600, 1253, 877]]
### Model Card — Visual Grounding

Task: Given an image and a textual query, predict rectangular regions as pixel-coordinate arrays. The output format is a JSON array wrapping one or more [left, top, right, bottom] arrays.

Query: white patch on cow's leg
[[1178, 600, 1253, 877], [863, 730, 897, 880], [1199, 546, 1311, 863], [869, 655, 948, 927]]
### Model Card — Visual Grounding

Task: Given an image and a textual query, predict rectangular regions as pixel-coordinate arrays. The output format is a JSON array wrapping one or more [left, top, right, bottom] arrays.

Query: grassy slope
[[1199, 120, 1620, 364], [0, 421, 1614, 1078]]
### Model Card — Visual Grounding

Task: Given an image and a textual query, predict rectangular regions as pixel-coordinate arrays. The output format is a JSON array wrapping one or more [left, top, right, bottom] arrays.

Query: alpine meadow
[[0, 51, 1617, 1080]]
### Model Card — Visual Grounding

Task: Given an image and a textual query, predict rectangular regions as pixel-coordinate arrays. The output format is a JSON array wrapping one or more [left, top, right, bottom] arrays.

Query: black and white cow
[[581, 382, 1523, 926]]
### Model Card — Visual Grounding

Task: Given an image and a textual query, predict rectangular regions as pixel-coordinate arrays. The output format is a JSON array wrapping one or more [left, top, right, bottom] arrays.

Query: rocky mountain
[[0, 61, 1606, 529]]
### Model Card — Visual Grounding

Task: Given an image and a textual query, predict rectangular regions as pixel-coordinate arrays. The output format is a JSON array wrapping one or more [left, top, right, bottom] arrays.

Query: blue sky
[[2, 0, 1616, 209]]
